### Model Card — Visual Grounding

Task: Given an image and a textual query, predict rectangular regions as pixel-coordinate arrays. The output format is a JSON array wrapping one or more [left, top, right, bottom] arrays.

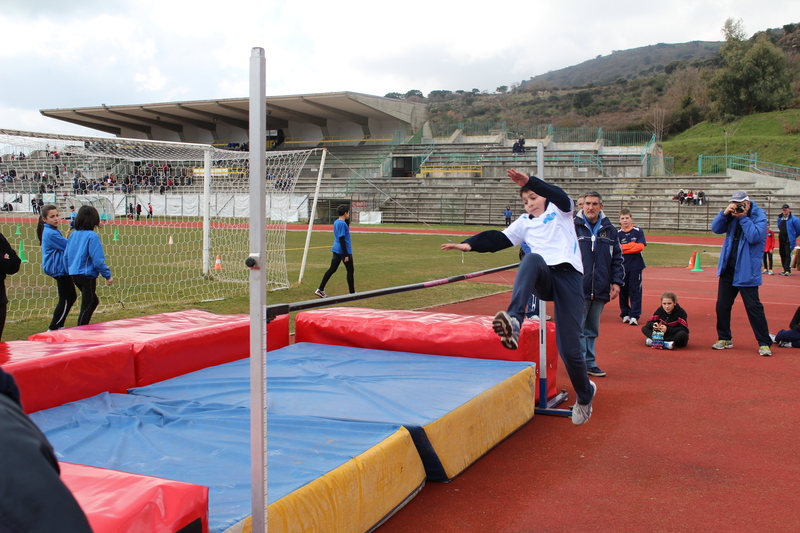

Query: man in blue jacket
[[574, 192, 625, 377], [711, 191, 773, 356], [776, 203, 800, 276]]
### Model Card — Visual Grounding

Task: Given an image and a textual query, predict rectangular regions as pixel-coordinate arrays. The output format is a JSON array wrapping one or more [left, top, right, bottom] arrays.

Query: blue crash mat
[[131, 342, 537, 481], [30, 393, 419, 533]]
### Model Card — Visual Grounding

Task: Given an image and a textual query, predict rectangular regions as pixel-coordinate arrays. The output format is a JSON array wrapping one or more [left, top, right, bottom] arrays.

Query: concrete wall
[[728, 169, 800, 195]]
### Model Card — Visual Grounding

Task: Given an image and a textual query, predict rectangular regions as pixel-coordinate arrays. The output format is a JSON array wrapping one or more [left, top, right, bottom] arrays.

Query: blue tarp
[[30, 393, 405, 533]]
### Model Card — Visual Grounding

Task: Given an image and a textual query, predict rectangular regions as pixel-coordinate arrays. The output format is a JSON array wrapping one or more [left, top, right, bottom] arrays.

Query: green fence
[[648, 156, 674, 176], [697, 154, 800, 181], [602, 130, 654, 146]]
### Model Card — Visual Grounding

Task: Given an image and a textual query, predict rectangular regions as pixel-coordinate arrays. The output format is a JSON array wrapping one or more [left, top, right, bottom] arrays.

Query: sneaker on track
[[587, 366, 606, 377], [492, 311, 520, 350], [629, 318, 638, 326], [622, 316, 630, 323], [645, 338, 653, 347], [571, 381, 596, 426], [314, 289, 328, 298], [663, 341, 674, 350], [712, 339, 733, 350], [759, 345, 772, 356]]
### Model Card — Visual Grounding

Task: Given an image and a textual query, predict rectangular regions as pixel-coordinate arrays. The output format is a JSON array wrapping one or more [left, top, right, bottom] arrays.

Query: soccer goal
[[0, 129, 318, 321]]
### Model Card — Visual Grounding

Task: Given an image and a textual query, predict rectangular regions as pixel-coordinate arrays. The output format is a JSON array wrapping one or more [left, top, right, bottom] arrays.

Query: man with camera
[[711, 191, 773, 356]]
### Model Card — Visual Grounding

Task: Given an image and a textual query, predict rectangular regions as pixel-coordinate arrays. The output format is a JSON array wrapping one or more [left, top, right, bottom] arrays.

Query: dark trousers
[[49, 276, 77, 331], [72, 276, 99, 326], [319, 253, 355, 294], [763, 252, 773, 271], [619, 269, 643, 319], [775, 329, 800, 347], [508, 253, 593, 405], [641, 323, 689, 347], [715, 272, 772, 346], [779, 239, 793, 272], [0, 394, 93, 532], [0, 301, 6, 342]]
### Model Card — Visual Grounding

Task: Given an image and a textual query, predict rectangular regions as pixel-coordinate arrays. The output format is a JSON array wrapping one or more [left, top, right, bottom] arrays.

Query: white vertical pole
[[298, 148, 327, 283], [536, 141, 547, 392], [249, 46, 268, 533], [202, 150, 212, 276]]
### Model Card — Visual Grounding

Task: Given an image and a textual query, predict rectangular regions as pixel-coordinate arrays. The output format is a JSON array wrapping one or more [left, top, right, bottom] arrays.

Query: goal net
[[0, 129, 316, 321]]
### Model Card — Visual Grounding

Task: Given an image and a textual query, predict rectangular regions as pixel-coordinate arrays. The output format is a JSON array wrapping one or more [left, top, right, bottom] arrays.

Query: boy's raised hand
[[507, 169, 529, 187], [441, 242, 471, 252]]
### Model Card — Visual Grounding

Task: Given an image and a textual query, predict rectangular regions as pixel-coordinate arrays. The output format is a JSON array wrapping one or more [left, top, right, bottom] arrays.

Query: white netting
[[0, 129, 315, 321]]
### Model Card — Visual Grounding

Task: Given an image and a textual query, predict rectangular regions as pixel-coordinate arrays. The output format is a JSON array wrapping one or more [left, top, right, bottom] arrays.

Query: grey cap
[[729, 191, 749, 202]]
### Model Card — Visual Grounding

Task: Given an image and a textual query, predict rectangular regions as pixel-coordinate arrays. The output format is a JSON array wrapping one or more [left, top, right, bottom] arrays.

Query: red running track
[[378, 265, 800, 533]]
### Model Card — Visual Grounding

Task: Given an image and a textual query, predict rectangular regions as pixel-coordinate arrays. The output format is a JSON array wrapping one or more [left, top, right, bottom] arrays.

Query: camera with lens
[[734, 203, 745, 214]]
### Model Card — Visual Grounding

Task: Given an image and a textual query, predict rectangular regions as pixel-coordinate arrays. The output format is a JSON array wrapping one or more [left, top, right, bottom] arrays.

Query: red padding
[[60, 462, 208, 533], [29, 310, 250, 387], [295, 307, 559, 401], [1, 341, 135, 414], [268, 313, 290, 351]]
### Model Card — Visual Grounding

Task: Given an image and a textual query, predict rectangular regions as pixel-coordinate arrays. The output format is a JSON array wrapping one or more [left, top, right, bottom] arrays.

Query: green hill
[[520, 41, 722, 89], [661, 109, 800, 174]]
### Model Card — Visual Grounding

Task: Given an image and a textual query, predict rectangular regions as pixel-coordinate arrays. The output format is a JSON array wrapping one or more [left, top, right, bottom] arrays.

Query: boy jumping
[[441, 169, 596, 425]]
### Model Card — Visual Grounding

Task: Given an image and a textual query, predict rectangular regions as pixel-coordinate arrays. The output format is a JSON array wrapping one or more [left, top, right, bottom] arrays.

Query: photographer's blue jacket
[[712, 200, 766, 286]]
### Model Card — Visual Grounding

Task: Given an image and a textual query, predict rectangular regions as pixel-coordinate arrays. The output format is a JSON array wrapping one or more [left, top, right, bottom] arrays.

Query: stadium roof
[[40, 91, 429, 142]]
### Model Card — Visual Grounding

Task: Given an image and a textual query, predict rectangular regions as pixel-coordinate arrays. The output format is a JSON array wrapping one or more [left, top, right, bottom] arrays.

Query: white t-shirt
[[502, 201, 583, 274]]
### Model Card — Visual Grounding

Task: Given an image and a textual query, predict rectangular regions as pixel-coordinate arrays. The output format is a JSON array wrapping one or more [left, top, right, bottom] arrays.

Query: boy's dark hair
[[74, 205, 100, 231], [619, 207, 632, 217], [337, 204, 350, 217], [519, 186, 532, 198], [36, 204, 58, 244]]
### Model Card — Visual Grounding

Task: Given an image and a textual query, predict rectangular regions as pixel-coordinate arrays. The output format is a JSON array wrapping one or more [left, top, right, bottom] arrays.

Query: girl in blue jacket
[[64, 206, 113, 326], [36, 205, 77, 330]]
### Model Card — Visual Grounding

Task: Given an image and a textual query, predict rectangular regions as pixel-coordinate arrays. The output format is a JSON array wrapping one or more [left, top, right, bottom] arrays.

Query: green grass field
[[1, 220, 708, 342]]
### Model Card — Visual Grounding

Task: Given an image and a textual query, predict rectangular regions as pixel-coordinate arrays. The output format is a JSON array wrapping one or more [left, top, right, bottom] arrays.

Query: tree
[[573, 91, 593, 109], [645, 105, 673, 141], [384, 92, 403, 99], [708, 29, 792, 116], [404, 89, 424, 99], [496, 85, 508, 94]]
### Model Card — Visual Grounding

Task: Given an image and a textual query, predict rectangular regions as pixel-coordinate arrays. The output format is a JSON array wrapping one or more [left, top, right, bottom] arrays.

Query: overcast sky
[[0, 0, 793, 136]]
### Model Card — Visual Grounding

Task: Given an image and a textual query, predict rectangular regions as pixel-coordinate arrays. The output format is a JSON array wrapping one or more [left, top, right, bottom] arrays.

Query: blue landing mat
[[131, 342, 537, 481], [30, 393, 413, 533]]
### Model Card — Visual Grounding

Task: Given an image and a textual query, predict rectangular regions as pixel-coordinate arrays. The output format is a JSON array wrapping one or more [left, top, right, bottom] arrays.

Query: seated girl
[[641, 292, 689, 350], [774, 305, 800, 348]]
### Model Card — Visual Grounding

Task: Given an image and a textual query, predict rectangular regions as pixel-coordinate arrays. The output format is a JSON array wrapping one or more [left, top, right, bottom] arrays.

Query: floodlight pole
[[248, 46, 268, 533]]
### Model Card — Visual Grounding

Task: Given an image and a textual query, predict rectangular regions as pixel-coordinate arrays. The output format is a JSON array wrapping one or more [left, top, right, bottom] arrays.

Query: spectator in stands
[[504, 206, 513, 226], [440, 169, 597, 425], [675, 190, 685, 203], [0, 367, 94, 533], [686, 189, 694, 205], [617, 208, 646, 326], [518, 134, 526, 153], [641, 292, 689, 350], [575, 192, 624, 377], [315, 204, 355, 298], [0, 232, 21, 340], [711, 191, 773, 356], [763, 222, 775, 275], [65, 206, 113, 326], [512, 142, 521, 153], [696, 189, 706, 206], [776, 204, 800, 276], [37, 205, 77, 331], [774, 305, 800, 348]]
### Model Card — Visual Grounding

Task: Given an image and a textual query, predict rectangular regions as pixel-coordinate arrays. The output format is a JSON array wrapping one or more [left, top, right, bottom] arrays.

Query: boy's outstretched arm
[[441, 231, 513, 253], [441, 242, 471, 252]]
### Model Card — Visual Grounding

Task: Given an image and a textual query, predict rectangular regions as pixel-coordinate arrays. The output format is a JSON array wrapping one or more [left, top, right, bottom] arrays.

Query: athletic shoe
[[571, 381, 596, 426], [492, 311, 520, 350], [645, 338, 653, 347], [712, 339, 733, 350], [622, 316, 630, 324], [780, 271, 791, 276], [759, 345, 772, 356], [778, 341, 793, 348], [629, 318, 638, 326], [663, 341, 674, 350], [531, 314, 552, 321], [587, 366, 606, 377], [768, 270, 774, 275], [314, 289, 328, 298], [762, 268, 768, 273], [770, 333, 776, 343]]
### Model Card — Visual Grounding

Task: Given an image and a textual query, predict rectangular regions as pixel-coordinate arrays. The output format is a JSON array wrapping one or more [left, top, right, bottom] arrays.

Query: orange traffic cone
[[214, 255, 223, 270], [686, 251, 697, 269]]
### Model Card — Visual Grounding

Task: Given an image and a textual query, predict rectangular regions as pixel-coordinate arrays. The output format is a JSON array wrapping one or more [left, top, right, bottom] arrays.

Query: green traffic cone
[[18, 241, 28, 263], [691, 252, 703, 272], [113, 228, 120, 241], [15, 224, 21, 235]]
